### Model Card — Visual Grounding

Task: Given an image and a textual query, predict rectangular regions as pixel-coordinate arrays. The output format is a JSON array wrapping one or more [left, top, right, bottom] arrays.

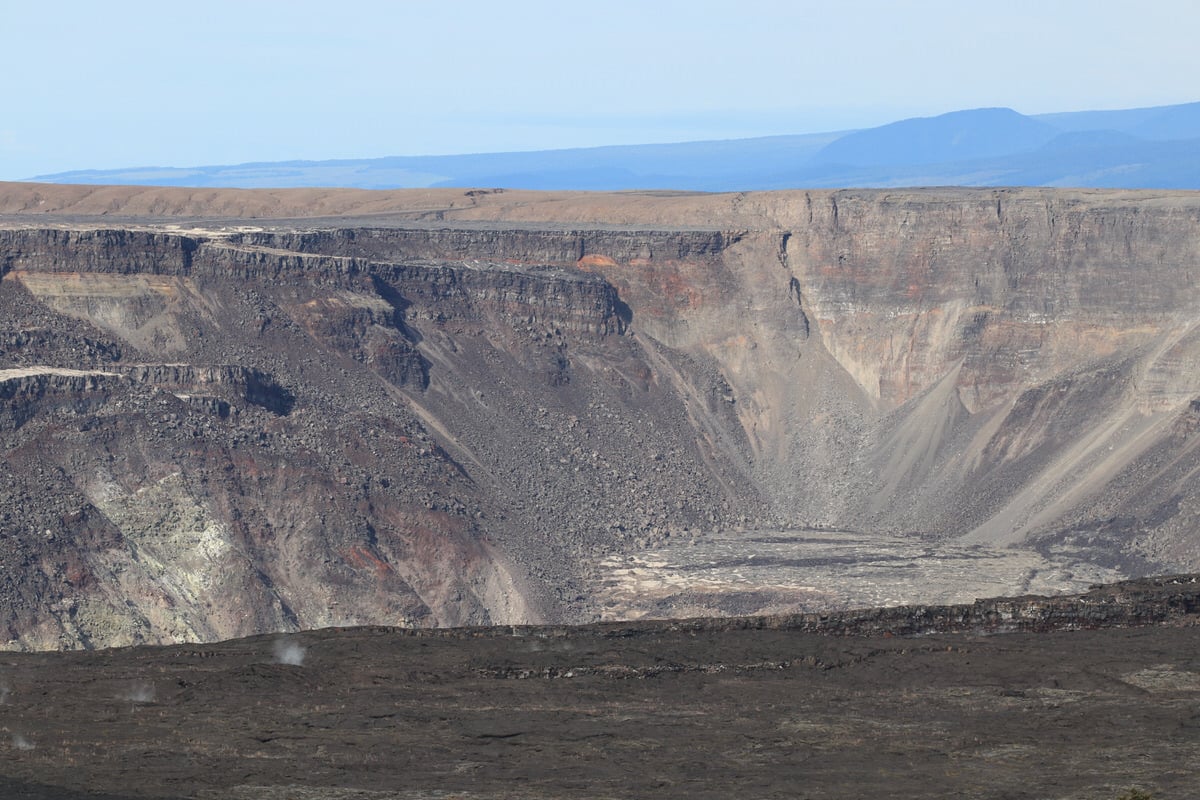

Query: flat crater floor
[[590, 530, 1124, 619], [0, 616, 1196, 800]]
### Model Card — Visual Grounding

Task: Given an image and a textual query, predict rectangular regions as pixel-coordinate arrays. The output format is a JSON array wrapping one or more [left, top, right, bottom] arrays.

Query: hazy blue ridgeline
[[29, 101, 1200, 191]]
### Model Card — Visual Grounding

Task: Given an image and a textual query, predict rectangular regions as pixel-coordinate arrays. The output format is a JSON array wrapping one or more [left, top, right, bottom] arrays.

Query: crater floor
[[589, 528, 1125, 619]]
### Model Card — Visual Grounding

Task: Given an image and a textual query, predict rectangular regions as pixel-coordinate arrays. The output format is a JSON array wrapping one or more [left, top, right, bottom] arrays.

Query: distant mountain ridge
[[812, 107, 1060, 167], [28, 101, 1200, 191]]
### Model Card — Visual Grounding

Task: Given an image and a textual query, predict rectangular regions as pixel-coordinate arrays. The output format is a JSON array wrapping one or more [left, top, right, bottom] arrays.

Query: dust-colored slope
[[4, 179, 1195, 224]]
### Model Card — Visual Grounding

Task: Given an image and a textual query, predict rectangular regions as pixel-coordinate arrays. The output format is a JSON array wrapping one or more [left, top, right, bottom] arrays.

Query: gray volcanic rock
[[3, 184, 1200, 648]]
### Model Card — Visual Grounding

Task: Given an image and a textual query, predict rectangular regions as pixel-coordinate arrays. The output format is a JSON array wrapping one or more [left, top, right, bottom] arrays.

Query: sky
[[3, 0, 1199, 180]]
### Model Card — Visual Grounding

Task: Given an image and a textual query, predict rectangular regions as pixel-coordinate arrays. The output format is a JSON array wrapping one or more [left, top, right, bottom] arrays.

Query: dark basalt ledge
[[0, 228, 198, 278], [229, 227, 735, 266], [0, 225, 733, 276], [0, 227, 634, 337], [0, 364, 294, 430], [116, 364, 296, 415], [0, 369, 123, 432]]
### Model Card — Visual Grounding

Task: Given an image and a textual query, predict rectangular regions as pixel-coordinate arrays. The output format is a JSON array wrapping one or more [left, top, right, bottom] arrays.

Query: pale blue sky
[[3, 0, 1198, 180]]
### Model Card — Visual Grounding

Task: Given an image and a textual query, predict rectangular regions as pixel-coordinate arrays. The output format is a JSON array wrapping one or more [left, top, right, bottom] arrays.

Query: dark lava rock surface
[[0, 576, 1196, 799]]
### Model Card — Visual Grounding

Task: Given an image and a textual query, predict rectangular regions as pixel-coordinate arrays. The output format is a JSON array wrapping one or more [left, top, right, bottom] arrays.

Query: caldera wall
[[3, 184, 1200, 648]]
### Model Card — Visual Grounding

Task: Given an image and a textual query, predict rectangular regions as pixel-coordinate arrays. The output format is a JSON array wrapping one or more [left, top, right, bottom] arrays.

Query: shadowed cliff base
[[3, 183, 1200, 648]]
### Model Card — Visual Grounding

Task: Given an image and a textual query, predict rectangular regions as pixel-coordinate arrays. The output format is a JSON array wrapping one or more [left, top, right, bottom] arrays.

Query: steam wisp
[[124, 681, 156, 704], [273, 639, 306, 666]]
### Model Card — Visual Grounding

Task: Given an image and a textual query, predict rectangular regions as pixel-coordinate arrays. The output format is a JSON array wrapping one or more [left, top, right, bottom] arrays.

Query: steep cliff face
[[0, 218, 757, 648], [3, 184, 1200, 648], [767, 192, 1200, 560], [781, 191, 1200, 408]]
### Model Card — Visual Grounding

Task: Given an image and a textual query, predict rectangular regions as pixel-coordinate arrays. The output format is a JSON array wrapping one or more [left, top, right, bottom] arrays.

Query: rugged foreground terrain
[[3, 183, 1200, 647], [0, 575, 1197, 799]]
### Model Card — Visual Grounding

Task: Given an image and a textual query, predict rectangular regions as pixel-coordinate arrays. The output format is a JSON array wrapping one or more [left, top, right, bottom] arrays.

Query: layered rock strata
[[2, 185, 1200, 648]]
